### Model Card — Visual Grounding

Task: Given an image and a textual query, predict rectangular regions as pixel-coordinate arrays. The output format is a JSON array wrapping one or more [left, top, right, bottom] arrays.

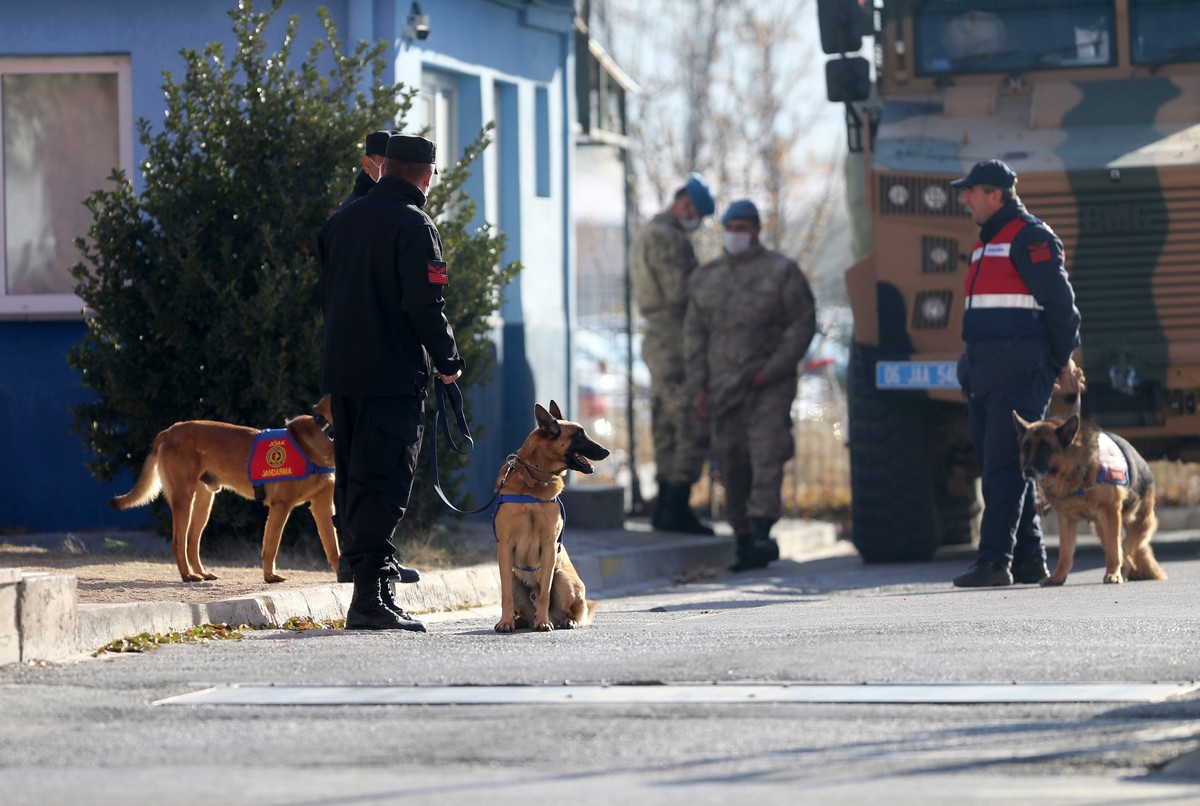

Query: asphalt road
[[2, 537, 1199, 804]]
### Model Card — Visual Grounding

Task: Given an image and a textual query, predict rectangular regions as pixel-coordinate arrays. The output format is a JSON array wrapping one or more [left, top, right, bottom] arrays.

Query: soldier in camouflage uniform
[[630, 173, 716, 534], [686, 199, 817, 571]]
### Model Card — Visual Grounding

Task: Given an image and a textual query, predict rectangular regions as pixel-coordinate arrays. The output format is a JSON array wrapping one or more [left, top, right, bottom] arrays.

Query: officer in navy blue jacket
[[951, 159, 1081, 588], [320, 133, 464, 630], [339, 129, 392, 210]]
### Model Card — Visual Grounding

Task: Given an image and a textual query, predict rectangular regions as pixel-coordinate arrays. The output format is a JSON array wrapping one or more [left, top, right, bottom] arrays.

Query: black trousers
[[967, 365, 1054, 567], [331, 395, 424, 577]]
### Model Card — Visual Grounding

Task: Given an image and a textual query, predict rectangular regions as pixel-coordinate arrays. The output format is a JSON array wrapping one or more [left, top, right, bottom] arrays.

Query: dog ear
[[1012, 410, 1031, 438], [1056, 414, 1081, 447], [548, 400, 564, 420], [534, 404, 561, 437], [313, 395, 333, 423]]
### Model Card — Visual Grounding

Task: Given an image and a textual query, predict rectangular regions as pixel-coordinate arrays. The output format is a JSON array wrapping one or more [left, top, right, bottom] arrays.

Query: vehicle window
[[1130, 0, 1200, 66], [913, 0, 1116, 77]]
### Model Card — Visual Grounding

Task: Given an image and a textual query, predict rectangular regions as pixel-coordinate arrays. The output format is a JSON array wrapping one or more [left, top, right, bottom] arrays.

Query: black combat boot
[[651, 479, 672, 530], [730, 530, 775, 572], [346, 574, 424, 631], [385, 556, 421, 584], [749, 516, 780, 562], [654, 483, 715, 535], [379, 578, 428, 632]]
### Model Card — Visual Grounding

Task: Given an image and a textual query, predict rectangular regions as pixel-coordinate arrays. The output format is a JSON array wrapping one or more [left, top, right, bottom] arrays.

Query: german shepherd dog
[[494, 401, 610, 633], [1013, 411, 1166, 585], [111, 397, 340, 584]]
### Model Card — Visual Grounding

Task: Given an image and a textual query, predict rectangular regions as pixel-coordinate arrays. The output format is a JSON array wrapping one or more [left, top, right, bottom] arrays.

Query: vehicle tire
[[847, 342, 941, 562]]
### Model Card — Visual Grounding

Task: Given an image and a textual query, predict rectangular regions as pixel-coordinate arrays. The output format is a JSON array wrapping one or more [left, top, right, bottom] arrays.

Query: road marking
[[154, 681, 1200, 706]]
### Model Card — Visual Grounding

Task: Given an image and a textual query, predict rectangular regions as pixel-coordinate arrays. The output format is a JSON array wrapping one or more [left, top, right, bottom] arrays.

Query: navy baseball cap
[[950, 159, 1017, 190]]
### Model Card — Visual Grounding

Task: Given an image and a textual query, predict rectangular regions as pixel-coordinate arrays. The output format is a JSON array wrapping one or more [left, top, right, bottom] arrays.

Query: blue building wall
[[0, 0, 575, 530]]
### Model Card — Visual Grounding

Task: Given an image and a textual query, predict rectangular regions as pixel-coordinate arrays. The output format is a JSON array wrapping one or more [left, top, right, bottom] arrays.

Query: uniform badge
[[427, 260, 449, 285], [1028, 242, 1052, 263]]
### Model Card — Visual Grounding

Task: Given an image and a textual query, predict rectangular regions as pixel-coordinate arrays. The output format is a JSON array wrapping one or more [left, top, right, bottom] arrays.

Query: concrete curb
[[5, 518, 840, 663]]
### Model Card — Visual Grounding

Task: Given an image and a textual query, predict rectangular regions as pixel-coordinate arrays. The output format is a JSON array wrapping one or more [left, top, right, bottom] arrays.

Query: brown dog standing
[[1013, 411, 1166, 585], [111, 397, 340, 583], [493, 401, 610, 632]]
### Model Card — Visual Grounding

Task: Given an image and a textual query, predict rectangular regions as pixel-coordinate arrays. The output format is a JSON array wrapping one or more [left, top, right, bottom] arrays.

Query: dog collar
[[506, 454, 559, 486], [312, 412, 334, 438]]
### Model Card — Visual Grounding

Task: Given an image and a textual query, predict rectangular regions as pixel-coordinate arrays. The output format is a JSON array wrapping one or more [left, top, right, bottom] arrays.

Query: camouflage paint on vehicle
[[852, 0, 1200, 456], [820, 0, 1200, 561]]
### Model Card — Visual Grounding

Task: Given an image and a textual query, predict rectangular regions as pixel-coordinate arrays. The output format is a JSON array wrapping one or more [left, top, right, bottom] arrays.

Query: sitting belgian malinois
[[1013, 411, 1166, 586], [493, 401, 610, 632], [111, 397, 340, 584]]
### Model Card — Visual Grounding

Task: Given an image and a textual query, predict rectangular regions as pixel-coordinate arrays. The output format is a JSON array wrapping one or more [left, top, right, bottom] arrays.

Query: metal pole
[[623, 143, 644, 514]]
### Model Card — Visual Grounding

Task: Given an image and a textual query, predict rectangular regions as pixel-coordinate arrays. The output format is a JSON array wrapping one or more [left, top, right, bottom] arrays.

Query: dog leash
[[429, 380, 497, 515]]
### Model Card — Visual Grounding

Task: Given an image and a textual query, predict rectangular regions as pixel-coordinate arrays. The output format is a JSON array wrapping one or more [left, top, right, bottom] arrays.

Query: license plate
[[876, 361, 959, 389]]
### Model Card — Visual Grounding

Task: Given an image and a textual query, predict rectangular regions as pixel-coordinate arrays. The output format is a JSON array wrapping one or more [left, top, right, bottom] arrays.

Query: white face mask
[[367, 158, 384, 182], [679, 216, 702, 232], [724, 231, 753, 255]]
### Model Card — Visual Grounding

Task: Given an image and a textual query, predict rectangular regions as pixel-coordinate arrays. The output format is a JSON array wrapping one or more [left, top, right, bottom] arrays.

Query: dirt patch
[[0, 523, 494, 606], [0, 544, 344, 605]]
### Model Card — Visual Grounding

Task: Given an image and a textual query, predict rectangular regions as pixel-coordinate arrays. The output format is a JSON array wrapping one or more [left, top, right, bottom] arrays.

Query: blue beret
[[721, 198, 760, 225], [683, 172, 715, 216], [950, 159, 1017, 190], [364, 130, 391, 157]]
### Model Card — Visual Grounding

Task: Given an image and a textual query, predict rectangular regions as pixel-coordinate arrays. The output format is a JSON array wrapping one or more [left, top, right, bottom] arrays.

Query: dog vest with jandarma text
[[1070, 432, 1130, 496], [246, 429, 334, 494]]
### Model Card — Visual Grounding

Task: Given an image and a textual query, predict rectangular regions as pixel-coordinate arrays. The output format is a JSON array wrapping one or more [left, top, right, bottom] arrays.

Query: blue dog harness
[[493, 494, 566, 572], [246, 428, 334, 501]]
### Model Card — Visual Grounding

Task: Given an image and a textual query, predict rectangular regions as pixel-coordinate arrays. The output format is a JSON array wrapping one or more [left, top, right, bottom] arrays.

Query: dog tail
[[109, 436, 164, 510]]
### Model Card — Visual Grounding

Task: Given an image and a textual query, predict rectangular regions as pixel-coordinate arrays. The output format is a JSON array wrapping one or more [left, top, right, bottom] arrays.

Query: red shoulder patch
[[427, 260, 448, 285], [1028, 242, 1052, 263]]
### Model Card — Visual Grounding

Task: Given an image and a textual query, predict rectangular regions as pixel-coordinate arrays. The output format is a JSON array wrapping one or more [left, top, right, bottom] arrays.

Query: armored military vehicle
[[818, 0, 1200, 562]]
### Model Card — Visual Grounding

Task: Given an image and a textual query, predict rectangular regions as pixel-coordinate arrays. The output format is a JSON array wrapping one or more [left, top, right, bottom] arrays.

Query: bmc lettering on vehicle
[[427, 260, 449, 285], [876, 361, 959, 389]]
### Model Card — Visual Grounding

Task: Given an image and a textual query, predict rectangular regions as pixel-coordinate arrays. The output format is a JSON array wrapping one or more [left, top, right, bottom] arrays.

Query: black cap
[[950, 159, 1017, 190], [385, 134, 436, 164], [364, 130, 391, 157]]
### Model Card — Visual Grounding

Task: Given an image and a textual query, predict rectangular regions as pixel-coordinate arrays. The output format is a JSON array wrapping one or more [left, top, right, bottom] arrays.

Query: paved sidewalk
[[2, 517, 843, 665]]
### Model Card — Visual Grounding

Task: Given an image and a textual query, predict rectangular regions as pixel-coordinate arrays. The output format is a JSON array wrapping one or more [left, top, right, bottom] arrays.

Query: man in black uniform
[[340, 129, 391, 209], [320, 133, 464, 631], [334, 129, 421, 587]]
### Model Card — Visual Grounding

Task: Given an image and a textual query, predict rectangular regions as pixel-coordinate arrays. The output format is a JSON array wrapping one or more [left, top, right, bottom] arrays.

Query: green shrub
[[68, 0, 519, 548]]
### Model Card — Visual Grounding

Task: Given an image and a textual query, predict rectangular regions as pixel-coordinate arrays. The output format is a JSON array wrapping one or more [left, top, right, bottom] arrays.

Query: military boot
[[655, 483, 716, 535], [379, 578, 428, 632], [730, 531, 775, 572], [749, 516, 781, 563], [346, 574, 421, 631], [385, 557, 421, 584]]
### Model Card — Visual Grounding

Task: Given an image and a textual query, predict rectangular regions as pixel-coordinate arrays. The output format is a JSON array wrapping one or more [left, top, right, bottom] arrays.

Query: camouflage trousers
[[644, 342, 709, 485], [709, 379, 796, 535]]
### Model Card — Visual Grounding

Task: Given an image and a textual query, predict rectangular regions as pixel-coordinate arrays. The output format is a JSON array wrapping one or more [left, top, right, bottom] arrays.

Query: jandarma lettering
[[259, 467, 297, 478]]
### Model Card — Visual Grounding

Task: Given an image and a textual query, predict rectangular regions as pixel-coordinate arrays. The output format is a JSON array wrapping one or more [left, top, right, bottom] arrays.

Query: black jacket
[[339, 169, 375, 210], [319, 175, 464, 397]]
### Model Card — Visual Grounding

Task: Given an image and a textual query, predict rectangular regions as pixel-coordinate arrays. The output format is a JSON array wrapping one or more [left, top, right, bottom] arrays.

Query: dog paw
[[1039, 576, 1066, 587], [201, 572, 218, 581], [557, 619, 578, 630], [1103, 573, 1124, 584], [494, 619, 516, 633], [182, 574, 205, 583], [533, 620, 554, 632], [265, 574, 286, 584]]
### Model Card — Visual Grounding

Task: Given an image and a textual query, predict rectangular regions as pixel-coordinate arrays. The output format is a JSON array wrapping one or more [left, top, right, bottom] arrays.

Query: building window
[[0, 56, 132, 319], [420, 70, 457, 170]]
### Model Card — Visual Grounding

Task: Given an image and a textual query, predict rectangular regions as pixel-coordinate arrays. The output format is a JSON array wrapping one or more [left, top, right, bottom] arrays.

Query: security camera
[[413, 14, 430, 40]]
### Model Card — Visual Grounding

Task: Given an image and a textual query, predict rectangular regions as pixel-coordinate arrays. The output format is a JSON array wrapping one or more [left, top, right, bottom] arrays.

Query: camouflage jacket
[[685, 243, 817, 415], [630, 212, 699, 343]]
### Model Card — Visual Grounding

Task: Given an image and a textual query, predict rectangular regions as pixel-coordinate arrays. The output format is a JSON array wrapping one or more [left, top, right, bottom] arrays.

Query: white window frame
[[419, 70, 457, 171], [0, 55, 133, 320]]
